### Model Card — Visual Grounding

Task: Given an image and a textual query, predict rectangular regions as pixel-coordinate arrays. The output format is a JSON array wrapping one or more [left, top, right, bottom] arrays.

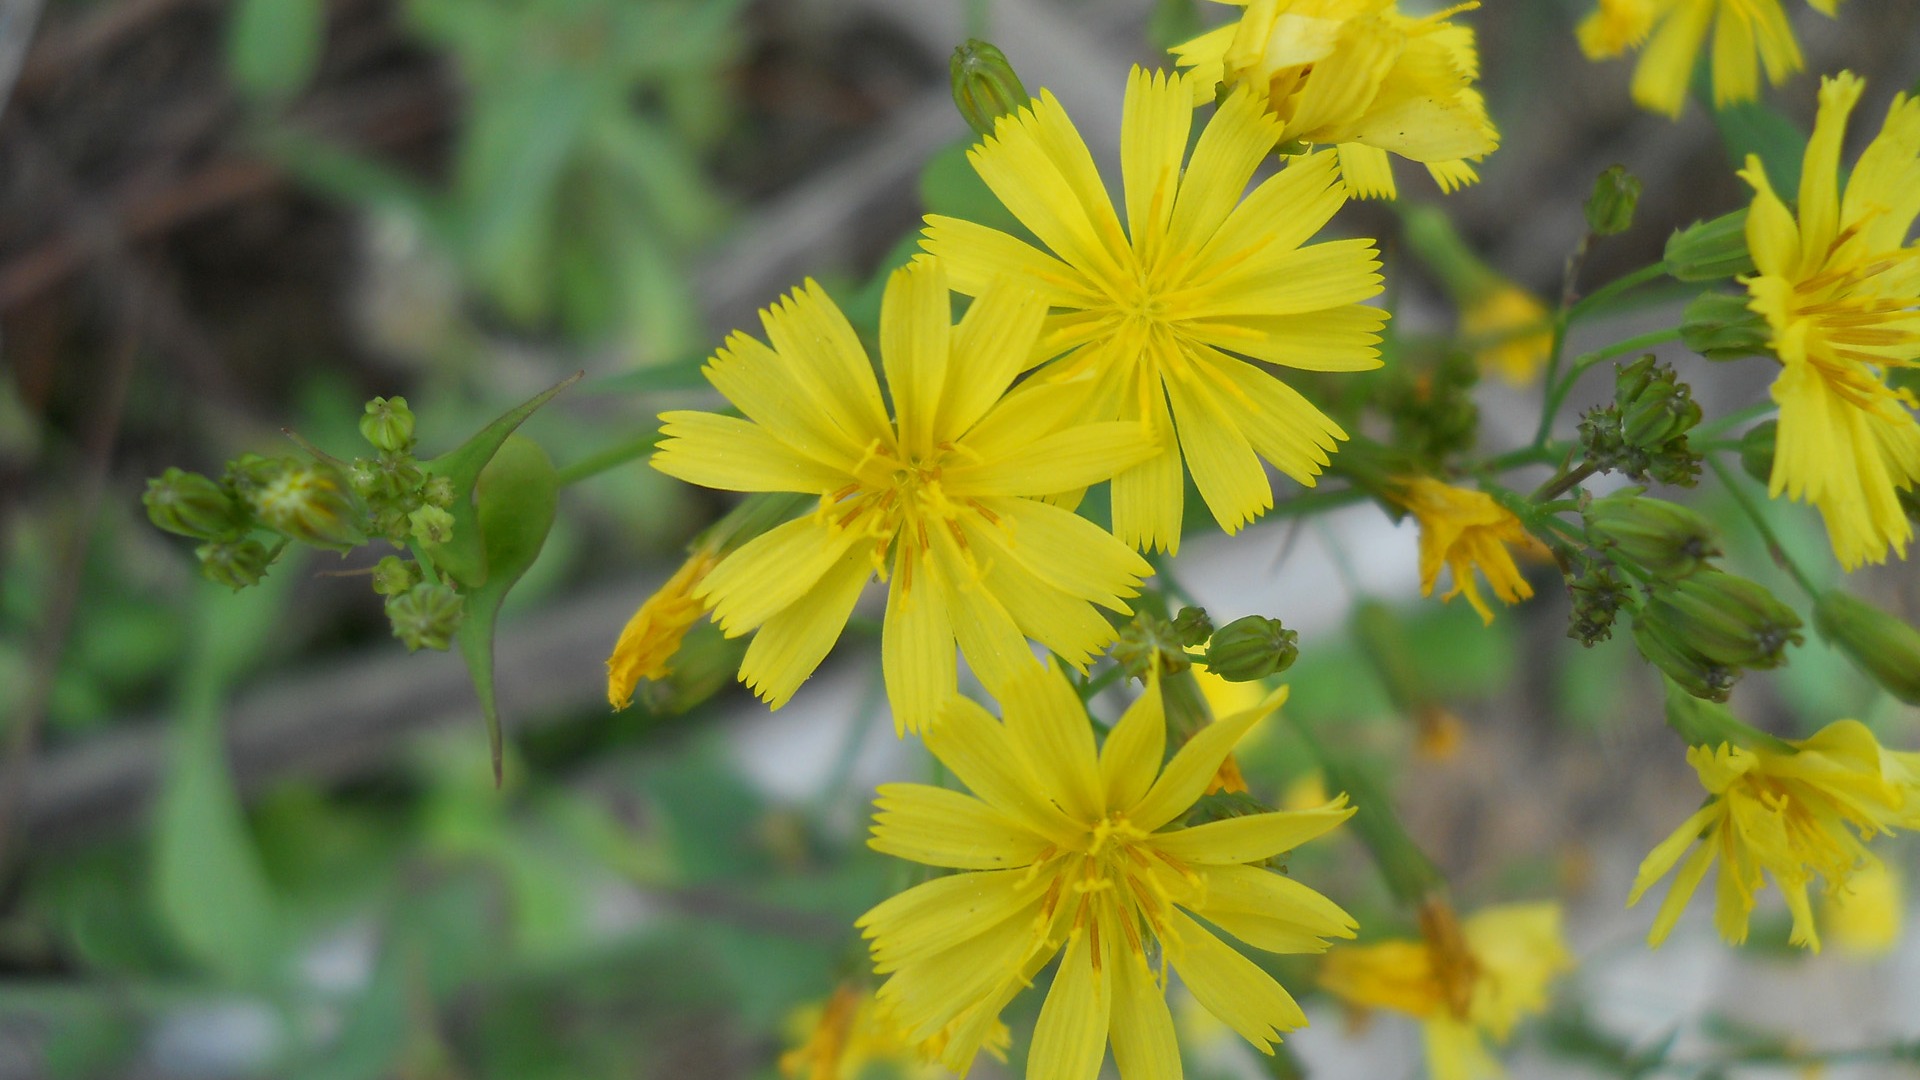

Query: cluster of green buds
[[1376, 342, 1480, 466], [343, 397, 459, 547], [1577, 356, 1703, 486], [1565, 563, 1632, 646], [1631, 570, 1803, 701], [1112, 607, 1201, 678]]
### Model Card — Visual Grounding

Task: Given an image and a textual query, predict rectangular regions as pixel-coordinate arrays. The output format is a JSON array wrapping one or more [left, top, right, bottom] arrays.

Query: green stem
[[1531, 460, 1599, 502], [1706, 455, 1820, 599], [1693, 399, 1776, 441], [1477, 443, 1567, 474], [1532, 327, 1685, 448], [408, 542, 441, 585], [555, 432, 663, 487], [1567, 261, 1670, 324]]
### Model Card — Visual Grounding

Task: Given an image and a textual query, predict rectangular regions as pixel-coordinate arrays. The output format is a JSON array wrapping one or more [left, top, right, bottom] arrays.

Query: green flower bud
[[408, 504, 455, 547], [1645, 570, 1802, 671], [950, 39, 1029, 138], [1202, 615, 1298, 682], [1171, 606, 1214, 648], [1813, 591, 1920, 704], [1567, 563, 1632, 646], [1631, 610, 1738, 701], [359, 396, 416, 453], [385, 582, 464, 652], [144, 468, 245, 539], [1582, 491, 1719, 578], [371, 555, 421, 598], [1664, 209, 1754, 282], [224, 453, 288, 502], [1113, 614, 1188, 678], [251, 463, 362, 551], [1740, 421, 1777, 485], [1680, 290, 1772, 361], [422, 474, 456, 509], [1584, 165, 1641, 237], [196, 538, 275, 591], [1613, 356, 1701, 448]]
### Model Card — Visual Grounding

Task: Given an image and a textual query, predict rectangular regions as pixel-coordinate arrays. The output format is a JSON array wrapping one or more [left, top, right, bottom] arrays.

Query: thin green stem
[[1693, 399, 1776, 441], [408, 542, 441, 585], [1567, 261, 1670, 324], [1531, 461, 1599, 502], [1706, 455, 1820, 599], [1532, 327, 1684, 448], [556, 432, 663, 487]]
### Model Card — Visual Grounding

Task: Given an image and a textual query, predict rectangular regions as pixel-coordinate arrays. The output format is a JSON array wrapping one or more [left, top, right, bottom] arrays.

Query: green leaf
[[226, 0, 326, 103], [918, 139, 1026, 238], [1713, 100, 1805, 196], [455, 435, 559, 784], [420, 373, 579, 588]]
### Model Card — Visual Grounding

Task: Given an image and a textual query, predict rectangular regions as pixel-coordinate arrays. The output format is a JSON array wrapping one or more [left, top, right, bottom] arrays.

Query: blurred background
[[2, 0, 1919, 1076]]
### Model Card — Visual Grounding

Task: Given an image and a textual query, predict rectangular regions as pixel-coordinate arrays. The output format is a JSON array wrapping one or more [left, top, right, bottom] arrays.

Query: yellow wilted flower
[[858, 662, 1356, 1077], [1395, 477, 1537, 624], [779, 983, 1006, 1079], [1169, 0, 1500, 199], [1577, 0, 1841, 118], [606, 550, 721, 709], [1630, 720, 1920, 951], [1460, 284, 1554, 386], [1740, 73, 1920, 570], [923, 67, 1386, 554], [1320, 902, 1575, 1080], [651, 257, 1157, 733]]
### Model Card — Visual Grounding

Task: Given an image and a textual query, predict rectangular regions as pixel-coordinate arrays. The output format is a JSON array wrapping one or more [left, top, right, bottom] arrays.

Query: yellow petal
[[699, 516, 863, 636], [959, 518, 1125, 671], [1708, 6, 1760, 108], [1131, 685, 1291, 831], [1107, 934, 1180, 1080], [942, 277, 1051, 438], [1740, 156, 1802, 278], [926, 696, 1084, 845], [1336, 141, 1399, 200], [1000, 660, 1106, 823], [736, 540, 871, 708], [1165, 910, 1306, 1053], [1099, 672, 1167, 814], [870, 782, 1050, 869], [1167, 82, 1286, 256], [1193, 150, 1347, 276], [1646, 835, 1718, 948], [1150, 798, 1353, 865], [1796, 72, 1864, 276], [946, 421, 1161, 498], [883, 551, 956, 736], [1630, 0, 1711, 118], [758, 279, 893, 446], [1026, 929, 1111, 1080], [879, 255, 952, 457], [1110, 389, 1186, 554], [932, 531, 1043, 696], [704, 331, 865, 469], [1197, 863, 1358, 945], [976, 496, 1153, 611], [1172, 238, 1384, 320], [969, 91, 1129, 295], [920, 215, 1101, 308], [1121, 66, 1193, 256], [652, 411, 848, 493], [1185, 306, 1388, 372], [1628, 803, 1719, 906], [1190, 347, 1347, 484], [1164, 365, 1272, 534]]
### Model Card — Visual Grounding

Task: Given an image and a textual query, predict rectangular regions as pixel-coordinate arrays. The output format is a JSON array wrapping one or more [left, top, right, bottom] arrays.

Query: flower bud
[[408, 504, 455, 547], [1644, 570, 1802, 672], [1582, 491, 1719, 578], [1739, 421, 1777, 485], [1567, 563, 1632, 645], [385, 581, 464, 652], [371, 555, 421, 598], [1664, 209, 1754, 282], [1584, 164, 1640, 237], [1113, 614, 1188, 678], [196, 538, 275, 591], [251, 463, 362, 551], [359, 395, 416, 453], [1613, 356, 1700, 448], [1202, 615, 1298, 682], [224, 453, 288, 503], [1631, 611, 1738, 701], [1680, 291, 1771, 361], [1813, 591, 1920, 704], [1171, 606, 1214, 648], [423, 474, 456, 509], [144, 468, 245, 539], [950, 39, 1029, 137]]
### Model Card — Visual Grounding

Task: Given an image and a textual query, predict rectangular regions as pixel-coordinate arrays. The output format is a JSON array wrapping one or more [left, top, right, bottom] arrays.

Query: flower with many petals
[[1740, 73, 1920, 569], [1577, 0, 1841, 118], [859, 662, 1356, 1078], [1630, 719, 1920, 951], [1320, 902, 1574, 1080], [923, 67, 1386, 554], [651, 257, 1157, 732], [1395, 477, 1537, 624], [1169, 0, 1500, 199]]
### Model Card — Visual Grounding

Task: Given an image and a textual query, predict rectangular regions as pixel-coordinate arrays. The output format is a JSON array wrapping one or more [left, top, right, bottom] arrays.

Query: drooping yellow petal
[[606, 551, 720, 709]]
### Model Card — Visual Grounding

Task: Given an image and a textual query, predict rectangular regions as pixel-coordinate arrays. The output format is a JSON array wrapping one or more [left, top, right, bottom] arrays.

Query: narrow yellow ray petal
[[758, 280, 892, 445], [870, 783, 1050, 869], [1185, 305, 1388, 372], [920, 215, 1100, 307], [1165, 365, 1272, 534], [1130, 686, 1290, 831], [1026, 930, 1110, 1080], [1165, 910, 1306, 1052], [1110, 388, 1185, 555], [1191, 150, 1346, 277], [1106, 925, 1180, 1080], [977, 497, 1153, 611], [1646, 834, 1718, 948], [698, 517, 863, 635], [704, 331, 865, 468], [961, 518, 1123, 671], [1150, 799, 1354, 865], [946, 421, 1160, 498], [735, 540, 871, 708], [1628, 803, 1719, 905], [879, 256, 951, 458], [926, 697, 1084, 845], [1166, 82, 1283, 256], [652, 411, 848, 493], [1198, 864, 1358, 942], [1099, 671, 1165, 813], [942, 277, 1050, 438], [858, 868, 1048, 970], [1740, 158, 1802, 278], [1631, 0, 1711, 118], [1000, 661, 1106, 823], [969, 93, 1129, 294], [883, 549, 956, 736], [933, 532, 1043, 697], [1796, 73, 1864, 275], [1120, 66, 1192, 256], [1189, 346, 1348, 484], [1709, 7, 1759, 107], [1173, 238, 1383, 320]]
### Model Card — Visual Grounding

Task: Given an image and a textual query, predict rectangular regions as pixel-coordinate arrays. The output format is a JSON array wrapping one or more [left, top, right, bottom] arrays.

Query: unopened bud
[[197, 538, 275, 591], [1171, 606, 1214, 648], [1814, 591, 1920, 704], [1680, 291, 1771, 361], [1567, 563, 1632, 645], [1664, 209, 1754, 282], [359, 396, 416, 453], [1644, 570, 1802, 672], [423, 474, 456, 509], [1582, 491, 1719, 578], [144, 468, 245, 539], [1631, 611, 1738, 702], [950, 40, 1029, 137], [224, 453, 287, 502], [251, 464, 362, 551], [1113, 614, 1189, 678], [409, 504, 455, 547], [371, 555, 421, 597], [1740, 421, 1777, 485], [1203, 615, 1298, 682], [1584, 165, 1641, 236], [1614, 356, 1701, 448], [385, 582, 464, 652]]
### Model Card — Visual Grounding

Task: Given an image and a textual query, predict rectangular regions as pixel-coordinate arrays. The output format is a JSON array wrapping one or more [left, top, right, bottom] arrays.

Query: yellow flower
[[651, 257, 1156, 732], [779, 983, 1007, 1079], [1577, 0, 1840, 118], [922, 67, 1386, 555], [1821, 857, 1904, 957], [1740, 73, 1920, 570], [1395, 477, 1536, 625], [1630, 719, 1920, 951], [858, 662, 1356, 1077], [1169, 1, 1500, 199], [1319, 902, 1575, 1080], [605, 550, 720, 709], [1460, 283, 1553, 386]]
